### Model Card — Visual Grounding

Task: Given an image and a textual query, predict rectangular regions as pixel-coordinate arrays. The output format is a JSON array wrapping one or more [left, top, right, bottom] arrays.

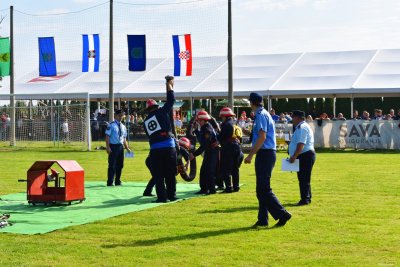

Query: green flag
[[0, 37, 10, 77]]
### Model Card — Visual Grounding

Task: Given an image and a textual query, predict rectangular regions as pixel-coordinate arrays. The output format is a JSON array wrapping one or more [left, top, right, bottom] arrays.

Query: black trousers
[[149, 147, 177, 201], [297, 150, 316, 202], [199, 148, 219, 193], [255, 149, 286, 224], [220, 142, 243, 190], [144, 156, 155, 194], [107, 144, 124, 185]]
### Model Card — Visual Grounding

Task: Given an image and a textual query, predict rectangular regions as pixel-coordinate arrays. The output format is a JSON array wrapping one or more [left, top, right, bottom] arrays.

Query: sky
[[1, 0, 400, 55]]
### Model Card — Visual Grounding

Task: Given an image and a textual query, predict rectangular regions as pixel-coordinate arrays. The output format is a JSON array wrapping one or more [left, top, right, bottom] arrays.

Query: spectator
[[249, 111, 256, 120], [373, 109, 383, 120], [352, 110, 361, 120], [319, 113, 330, 120], [362, 110, 371, 120], [394, 109, 400, 120], [306, 115, 313, 122], [384, 114, 392, 120], [336, 113, 346, 121], [389, 109, 395, 118], [278, 113, 287, 123], [284, 112, 292, 122], [270, 109, 279, 122], [175, 116, 183, 128]]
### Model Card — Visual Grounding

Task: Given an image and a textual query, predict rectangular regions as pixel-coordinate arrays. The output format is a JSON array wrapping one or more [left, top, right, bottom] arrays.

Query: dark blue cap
[[249, 92, 263, 104], [292, 110, 305, 118]]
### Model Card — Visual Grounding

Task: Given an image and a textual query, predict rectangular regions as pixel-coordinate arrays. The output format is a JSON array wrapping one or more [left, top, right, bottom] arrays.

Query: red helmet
[[219, 107, 235, 117], [196, 110, 211, 121], [178, 137, 191, 150], [146, 99, 159, 109]]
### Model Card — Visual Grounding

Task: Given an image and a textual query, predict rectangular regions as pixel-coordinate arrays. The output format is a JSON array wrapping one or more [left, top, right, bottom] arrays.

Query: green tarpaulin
[[0, 37, 10, 77], [0, 182, 200, 235]]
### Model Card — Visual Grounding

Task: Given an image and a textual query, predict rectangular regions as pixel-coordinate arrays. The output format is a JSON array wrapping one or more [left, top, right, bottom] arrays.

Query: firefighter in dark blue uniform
[[105, 109, 131, 186], [189, 111, 219, 194], [218, 107, 244, 193], [244, 93, 292, 227], [143, 77, 177, 203]]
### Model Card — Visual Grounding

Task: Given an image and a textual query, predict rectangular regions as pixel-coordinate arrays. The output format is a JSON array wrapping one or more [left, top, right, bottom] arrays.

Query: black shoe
[[216, 186, 225, 191], [115, 181, 122, 186], [153, 199, 167, 203], [233, 187, 240, 192], [276, 211, 292, 227], [208, 190, 216, 195], [169, 197, 179, 201], [195, 190, 208, 195], [222, 189, 233, 193], [143, 192, 155, 197], [252, 221, 268, 228], [297, 200, 310, 206], [107, 184, 114, 187]]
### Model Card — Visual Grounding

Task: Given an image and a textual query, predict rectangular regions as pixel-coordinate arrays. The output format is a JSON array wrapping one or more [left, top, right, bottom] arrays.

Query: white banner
[[307, 120, 400, 150]]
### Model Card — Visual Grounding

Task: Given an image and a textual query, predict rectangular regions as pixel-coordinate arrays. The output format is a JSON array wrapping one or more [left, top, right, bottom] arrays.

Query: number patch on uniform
[[145, 116, 161, 135]]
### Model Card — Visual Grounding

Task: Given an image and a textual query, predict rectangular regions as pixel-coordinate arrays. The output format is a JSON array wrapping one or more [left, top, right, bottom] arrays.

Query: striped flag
[[38, 37, 57, 76], [82, 34, 100, 72], [127, 35, 146, 71], [0, 37, 10, 77], [173, 34, 192, 76]]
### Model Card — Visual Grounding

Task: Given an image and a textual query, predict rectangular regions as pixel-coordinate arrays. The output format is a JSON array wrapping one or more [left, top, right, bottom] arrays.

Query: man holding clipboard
[[288, 110, 316, 206]]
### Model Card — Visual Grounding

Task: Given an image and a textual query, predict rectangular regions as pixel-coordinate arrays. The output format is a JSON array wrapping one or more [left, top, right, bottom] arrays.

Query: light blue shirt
[[252, 106, 276, 150], [105, 120, 127, 145], [289, 121, 314, 156]]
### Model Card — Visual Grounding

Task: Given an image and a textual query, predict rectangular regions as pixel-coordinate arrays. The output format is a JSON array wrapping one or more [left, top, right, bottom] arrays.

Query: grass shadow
[[199, 206, 258, 214], [103, 226, 270, 248]]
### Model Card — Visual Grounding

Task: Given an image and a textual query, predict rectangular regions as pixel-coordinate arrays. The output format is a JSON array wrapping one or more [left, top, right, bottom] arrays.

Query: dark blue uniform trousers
[[107, 144, 124, 186], [221, 142, 243, 190], [297, 150, 316, 203], [149, 147, 177, 201], [255, 149, 286, 225], [199, 148, 219, 193]]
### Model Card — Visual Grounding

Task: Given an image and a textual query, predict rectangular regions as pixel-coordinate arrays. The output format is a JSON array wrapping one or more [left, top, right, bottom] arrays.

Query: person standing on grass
[[244, 92, 292, 228], [105, 109, 131, 186], [143, 77, 177, 203], [288, 110, 316, 206]]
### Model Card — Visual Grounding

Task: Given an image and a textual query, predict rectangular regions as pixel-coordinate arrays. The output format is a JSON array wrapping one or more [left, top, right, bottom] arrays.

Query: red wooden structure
[[25, 160, 85, 205]]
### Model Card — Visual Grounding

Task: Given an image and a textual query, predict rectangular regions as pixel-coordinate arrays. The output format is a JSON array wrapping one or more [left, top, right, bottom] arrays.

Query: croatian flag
[[39, 37, 57, 76], [172, 34, 192, 76], [82, 34, 100, 72]]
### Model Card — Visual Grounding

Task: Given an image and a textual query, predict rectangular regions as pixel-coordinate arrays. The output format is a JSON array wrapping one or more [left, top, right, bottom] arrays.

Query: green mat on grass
[[0, 182, 200, 235]]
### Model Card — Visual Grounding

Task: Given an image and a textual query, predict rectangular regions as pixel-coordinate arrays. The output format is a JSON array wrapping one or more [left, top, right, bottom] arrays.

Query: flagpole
[[10, 5, 15, 146], [227, 0, 233, 109], [108, 0, 114, 121]]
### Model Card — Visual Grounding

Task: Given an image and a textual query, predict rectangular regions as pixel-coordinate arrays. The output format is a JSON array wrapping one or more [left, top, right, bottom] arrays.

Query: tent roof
[[1, 49, 400, 100]]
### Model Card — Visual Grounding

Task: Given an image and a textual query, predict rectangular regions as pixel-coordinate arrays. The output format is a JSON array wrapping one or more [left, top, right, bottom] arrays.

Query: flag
[[82, 34, 100, 72], [39, 37, 57, 76], [127, 35, 146, 71], [173, 34, 192, 76], [0, 37, 10, 77]]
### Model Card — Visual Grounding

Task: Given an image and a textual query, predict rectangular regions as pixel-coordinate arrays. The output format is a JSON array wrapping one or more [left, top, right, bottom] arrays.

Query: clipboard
[[281, 158, 299, 172], [125, 151, 134, 158]]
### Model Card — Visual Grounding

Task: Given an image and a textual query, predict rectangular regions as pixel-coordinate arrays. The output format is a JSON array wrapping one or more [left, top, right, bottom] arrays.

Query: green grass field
[[0, 141, 399, 266]]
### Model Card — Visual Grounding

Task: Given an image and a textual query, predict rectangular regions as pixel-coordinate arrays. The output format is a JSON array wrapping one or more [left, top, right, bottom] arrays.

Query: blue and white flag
[[127, 35, 146, 71], [172, 34, 192, 76], [39, 37, 57, 76], [82, 34, 100, 72]]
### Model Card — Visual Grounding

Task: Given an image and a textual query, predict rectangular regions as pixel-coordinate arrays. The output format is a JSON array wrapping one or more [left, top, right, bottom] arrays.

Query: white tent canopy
[[1, 49, 400, 100]]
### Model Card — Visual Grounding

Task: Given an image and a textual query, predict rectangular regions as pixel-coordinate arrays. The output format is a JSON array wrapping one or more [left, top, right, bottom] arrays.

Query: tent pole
[[190, 97, 193, 120], [108, 0, 114, 121], [86, 93, 91, 151], [209, 99, 212, 115], [227, 0, 233, 109], [350, 94, 354, 118], [10, 6, 15, 146], [333, 95, 336, 117]]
